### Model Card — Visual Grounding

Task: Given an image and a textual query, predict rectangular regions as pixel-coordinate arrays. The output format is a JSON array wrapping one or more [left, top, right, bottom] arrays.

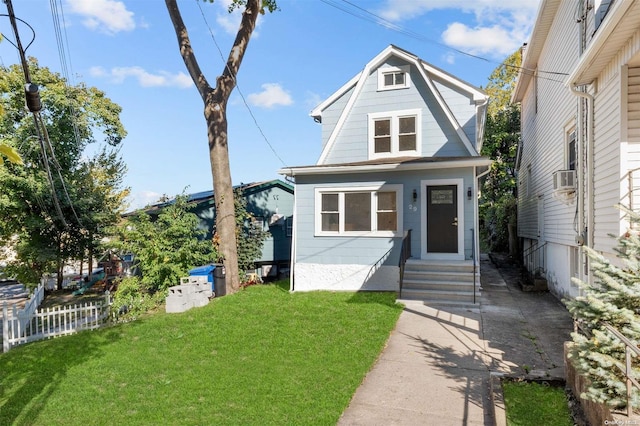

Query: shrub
[[112, 276, 165, 320]]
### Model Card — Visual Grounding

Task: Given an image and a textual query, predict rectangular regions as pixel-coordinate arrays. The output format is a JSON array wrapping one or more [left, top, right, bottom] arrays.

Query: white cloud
[[376, 0, 540, 59], [127, 190, 162, 211], [442, 52, 456, 65], [377, 0, 538, 22], [305, 91, 323, 110], [90, 66, 193, 89], [66, 0, 136, 34], [442, 23, 521, 57], [248, 83, 293, 109]]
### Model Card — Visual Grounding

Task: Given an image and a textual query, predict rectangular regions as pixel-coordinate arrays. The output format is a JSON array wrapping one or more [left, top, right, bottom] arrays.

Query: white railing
[[20, 284, 45, 322], [2, 292, 111, 352]]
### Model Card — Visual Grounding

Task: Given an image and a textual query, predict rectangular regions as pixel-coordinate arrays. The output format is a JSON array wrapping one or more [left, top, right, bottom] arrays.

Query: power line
[[320, 0, 569, 81], [2, 0, 84, 228], [194, 0, 288, 169]]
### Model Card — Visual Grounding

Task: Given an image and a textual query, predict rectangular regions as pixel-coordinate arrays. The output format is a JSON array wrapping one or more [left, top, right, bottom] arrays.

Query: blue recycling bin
[[189, 264, 215, 292]]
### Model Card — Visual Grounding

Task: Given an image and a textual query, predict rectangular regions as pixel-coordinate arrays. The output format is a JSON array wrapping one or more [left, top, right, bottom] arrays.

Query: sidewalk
[[337, 253, 574, 425]]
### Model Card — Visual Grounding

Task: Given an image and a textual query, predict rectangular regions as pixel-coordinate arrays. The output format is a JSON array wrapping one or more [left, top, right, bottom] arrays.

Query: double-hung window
[[316, 185, 402, 236], [369, 109, 421, 158]]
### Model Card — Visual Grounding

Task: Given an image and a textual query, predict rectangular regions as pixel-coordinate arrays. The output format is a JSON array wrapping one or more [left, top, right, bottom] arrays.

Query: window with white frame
[[570, 246, 580, 285], [377, 66, 410, 91], [315, 185, 402, 236], [369, 109, 421, 158], [566, 127, 577, 170]]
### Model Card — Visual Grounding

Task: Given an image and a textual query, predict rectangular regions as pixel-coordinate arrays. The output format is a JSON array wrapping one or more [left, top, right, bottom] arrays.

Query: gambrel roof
[[310, 45, 489, 165]]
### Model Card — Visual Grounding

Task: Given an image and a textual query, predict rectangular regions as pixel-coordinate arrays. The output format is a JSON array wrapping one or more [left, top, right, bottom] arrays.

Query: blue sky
[[0, 0, 541, 210]]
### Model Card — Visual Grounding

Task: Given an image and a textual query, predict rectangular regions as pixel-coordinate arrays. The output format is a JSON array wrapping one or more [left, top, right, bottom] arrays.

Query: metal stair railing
[[521, 241, 547, 283], [398, 229, 412, 295]]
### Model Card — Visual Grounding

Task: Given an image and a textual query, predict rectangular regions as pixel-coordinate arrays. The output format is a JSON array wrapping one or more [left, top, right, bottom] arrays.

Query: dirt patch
[[40, 289, 107, 310]]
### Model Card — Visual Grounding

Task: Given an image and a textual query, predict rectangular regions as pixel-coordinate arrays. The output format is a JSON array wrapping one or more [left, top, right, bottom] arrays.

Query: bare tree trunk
[[205, 92, 239, 293], [165, 0, 260, 294]]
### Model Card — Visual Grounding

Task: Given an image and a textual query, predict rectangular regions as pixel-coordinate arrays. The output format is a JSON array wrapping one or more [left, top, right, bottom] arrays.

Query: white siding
[[518, 1, 640, 297], [518, 0, 581, 245], [625, 67, 640, 221], [593, 72, 622, 252], [629, 67, 640, 142]]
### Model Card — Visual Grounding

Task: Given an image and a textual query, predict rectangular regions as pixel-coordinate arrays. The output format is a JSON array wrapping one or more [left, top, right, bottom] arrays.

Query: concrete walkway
[[338, 253, 574, 425]]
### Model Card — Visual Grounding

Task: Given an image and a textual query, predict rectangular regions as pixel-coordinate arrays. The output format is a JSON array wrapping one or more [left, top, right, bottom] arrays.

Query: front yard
[[0, 282, 403, 425]]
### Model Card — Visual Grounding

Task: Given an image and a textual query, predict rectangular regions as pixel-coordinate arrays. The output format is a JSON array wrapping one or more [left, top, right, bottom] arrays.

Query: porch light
[[467, 187, 472, 200], [412, 189, 417, 202]]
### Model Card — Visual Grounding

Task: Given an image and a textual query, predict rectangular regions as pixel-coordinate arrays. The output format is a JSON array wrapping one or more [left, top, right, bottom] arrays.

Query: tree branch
[[218, 0, 260, 97], [165, 0, 212, 102]]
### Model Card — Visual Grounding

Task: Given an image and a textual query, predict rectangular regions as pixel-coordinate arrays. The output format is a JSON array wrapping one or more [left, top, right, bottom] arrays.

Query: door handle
[[452, 217, 458, 226]]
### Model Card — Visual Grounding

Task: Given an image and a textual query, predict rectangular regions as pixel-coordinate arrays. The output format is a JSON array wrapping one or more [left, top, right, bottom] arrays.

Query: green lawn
[[0, 282, 403, 425], [502, 380, 573, 426]]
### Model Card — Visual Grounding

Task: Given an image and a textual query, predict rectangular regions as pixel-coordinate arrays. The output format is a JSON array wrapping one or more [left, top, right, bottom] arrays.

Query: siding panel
[[322, 57, 476, 165]]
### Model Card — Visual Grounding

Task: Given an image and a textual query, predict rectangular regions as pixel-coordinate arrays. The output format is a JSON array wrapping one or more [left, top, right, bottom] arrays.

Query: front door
[[426, 185, 458, 253]]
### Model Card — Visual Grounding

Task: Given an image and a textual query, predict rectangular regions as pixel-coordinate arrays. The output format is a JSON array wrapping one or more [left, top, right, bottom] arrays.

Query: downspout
[[473, 95, 490, 264], [289, 176, 297, 292], [475, 166, 491, 265], [569, 85, 594, 286]]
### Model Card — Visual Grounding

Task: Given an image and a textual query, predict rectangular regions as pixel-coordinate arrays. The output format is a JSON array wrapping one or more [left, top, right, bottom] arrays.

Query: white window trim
[[377, 65, 410, 91], [368, 109, 422, 159], [564, 122, 577, 171], [314, 184, 403, 237]]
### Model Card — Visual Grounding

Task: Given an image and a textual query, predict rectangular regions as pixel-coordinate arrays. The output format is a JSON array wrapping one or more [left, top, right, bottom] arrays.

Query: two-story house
[[512, 0, 640, 299], [279, 45, 490, 304]]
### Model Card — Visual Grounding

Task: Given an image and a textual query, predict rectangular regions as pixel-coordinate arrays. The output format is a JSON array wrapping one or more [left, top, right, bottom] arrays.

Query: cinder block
[[166, 296, 188, 313]]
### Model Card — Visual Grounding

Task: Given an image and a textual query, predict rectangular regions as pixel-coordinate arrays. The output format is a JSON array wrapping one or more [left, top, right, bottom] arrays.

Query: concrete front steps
[[399, 259, 480, 306]]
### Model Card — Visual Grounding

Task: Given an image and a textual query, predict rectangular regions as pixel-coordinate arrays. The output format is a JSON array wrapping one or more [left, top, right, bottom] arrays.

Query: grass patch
[[502, 380, 573, 426], [0, 283, 403, 425]]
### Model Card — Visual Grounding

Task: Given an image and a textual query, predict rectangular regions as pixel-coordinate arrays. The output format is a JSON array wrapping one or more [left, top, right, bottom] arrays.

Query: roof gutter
[[279, 158, 493, 177], [566, 0, 634, 86]]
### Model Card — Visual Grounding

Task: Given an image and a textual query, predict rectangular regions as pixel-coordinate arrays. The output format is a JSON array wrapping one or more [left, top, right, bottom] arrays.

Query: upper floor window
[[377, 66, 410, 91], [368, 109, 421, 159], [566, 128, 577, 171]]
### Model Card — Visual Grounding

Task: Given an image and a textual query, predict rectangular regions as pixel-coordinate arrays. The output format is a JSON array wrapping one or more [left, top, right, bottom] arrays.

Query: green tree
[[480, 49, 522, 253], [566, 210, 640, 409], [0, 59, 127, 287], [233, 188, 268, 272], [165, 0, 277, 295], [115, 195, 216, 292]]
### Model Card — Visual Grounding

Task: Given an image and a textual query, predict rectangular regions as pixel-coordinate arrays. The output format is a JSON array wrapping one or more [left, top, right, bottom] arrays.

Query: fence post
[[3, 302, 9, 353], [104, 290, 111, 323]]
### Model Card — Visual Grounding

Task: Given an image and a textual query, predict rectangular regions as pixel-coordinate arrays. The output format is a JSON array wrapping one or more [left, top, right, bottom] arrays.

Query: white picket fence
[[2, 291, 111, 353]]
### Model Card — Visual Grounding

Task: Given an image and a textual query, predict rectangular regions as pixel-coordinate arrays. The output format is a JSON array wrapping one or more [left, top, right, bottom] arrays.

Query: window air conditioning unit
[[553, 170, 576, 192]]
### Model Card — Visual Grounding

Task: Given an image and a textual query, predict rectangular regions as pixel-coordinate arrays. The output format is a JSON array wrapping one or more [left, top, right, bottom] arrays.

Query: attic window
[[378, 66, 410, 90]]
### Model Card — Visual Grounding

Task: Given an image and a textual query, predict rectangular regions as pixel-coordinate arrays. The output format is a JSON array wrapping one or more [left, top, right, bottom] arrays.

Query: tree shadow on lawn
[[0, 322, 132, 425]]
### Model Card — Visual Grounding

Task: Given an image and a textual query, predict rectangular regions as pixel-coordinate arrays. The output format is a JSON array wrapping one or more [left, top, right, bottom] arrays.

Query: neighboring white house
[[280, 45, 490, 303], [512, 0, 640, 299]]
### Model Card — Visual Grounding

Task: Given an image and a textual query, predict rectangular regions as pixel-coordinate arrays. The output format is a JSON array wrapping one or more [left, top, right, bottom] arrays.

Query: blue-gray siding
[[294, 167, 477, 267], [321, 58, 476, 164]]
